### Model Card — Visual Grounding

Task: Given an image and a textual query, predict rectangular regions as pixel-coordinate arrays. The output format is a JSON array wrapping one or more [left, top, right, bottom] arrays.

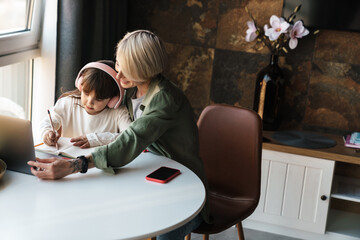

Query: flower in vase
[[245, 20, 258, 42], [245, 5, 317, 55], [289, 20, 310, 49], [265, 15, 290, 41]]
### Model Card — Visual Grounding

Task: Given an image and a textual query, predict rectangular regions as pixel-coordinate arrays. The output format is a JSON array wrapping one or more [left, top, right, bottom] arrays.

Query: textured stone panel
[[211, 50, 267, 108], [279, 59, 312, 130], [126, 0, 360, 134], [314, 30, 360, 65], [285, 33, 317, 61], [216, 0, 283, 52], [127, 0, 220, 47], [304, 60, 360, 131], [164, 42, 214, 118]]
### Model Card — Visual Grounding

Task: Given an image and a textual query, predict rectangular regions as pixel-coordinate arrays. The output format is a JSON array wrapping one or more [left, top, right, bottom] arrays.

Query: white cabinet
[[331, 175, 360, 203], [248, 149, 335, 234], [326, 175, 360, 238]]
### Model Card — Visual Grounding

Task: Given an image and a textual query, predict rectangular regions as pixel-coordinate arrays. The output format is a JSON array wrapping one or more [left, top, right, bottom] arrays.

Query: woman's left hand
[[70, 136, 90, 148], [27, 158, 74, 180]]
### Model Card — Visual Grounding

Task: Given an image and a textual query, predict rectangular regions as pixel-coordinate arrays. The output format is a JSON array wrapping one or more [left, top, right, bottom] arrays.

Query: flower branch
[[245, 5, 317, 55]]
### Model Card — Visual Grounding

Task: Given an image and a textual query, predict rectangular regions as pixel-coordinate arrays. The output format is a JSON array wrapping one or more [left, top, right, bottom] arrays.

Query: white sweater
[[39, 96, 131, 147]]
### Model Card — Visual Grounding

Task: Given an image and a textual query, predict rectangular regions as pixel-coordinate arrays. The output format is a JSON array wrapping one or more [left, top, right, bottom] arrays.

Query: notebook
[[0, 115, 66, 175], [35, 137, 95, 158]]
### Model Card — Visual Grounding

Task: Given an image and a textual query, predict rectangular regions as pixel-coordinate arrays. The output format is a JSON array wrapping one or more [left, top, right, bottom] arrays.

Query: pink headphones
[[75, 62, 124, 109]]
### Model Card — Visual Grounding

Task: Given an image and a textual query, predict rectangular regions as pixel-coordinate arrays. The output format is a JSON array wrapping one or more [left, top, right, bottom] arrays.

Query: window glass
[[0, 61, 32, 119], [0, 0, 31, 35]]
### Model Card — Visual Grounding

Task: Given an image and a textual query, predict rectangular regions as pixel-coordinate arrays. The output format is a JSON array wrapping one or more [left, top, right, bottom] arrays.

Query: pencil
[[47, 109, 59, 150], [34, 143, 44, 147]]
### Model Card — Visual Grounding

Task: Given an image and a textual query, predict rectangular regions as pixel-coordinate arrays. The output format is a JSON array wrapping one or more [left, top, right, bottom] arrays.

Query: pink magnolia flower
[[264, 24, 269, 33], [245, 20, 258, 42], [289, 20, 309, 49], [265, 15, 290, 41]]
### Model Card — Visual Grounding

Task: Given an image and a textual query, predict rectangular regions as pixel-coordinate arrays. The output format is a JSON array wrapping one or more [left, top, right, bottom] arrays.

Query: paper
[[35, 137, 96, 158]]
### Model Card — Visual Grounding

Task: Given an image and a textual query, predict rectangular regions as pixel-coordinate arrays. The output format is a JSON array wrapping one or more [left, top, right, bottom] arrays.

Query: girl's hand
[[70, 136, 90, 148], [43, 130, 60, 146]]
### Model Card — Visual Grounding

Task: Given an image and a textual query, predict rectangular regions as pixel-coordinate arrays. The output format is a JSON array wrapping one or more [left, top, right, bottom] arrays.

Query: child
[[40, 60, 131, 148]]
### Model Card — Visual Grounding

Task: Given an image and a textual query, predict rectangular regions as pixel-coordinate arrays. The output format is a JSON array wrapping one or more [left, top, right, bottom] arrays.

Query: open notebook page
[[35, 137, 96, 158]]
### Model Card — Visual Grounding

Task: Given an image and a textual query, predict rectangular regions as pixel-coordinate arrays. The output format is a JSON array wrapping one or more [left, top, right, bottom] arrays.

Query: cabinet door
[[248, 149, 335, 234]]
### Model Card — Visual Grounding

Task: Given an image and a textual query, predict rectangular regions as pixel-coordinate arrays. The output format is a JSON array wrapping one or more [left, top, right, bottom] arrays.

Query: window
[[0, 0, 57, 143], [0, 0, 42, 120], [0, 60, 32, 119], [0, 0, 41, 58], [0, 0, 30, 35]]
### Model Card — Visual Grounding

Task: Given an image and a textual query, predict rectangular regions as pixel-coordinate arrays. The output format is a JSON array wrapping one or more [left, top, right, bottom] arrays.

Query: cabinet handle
[[320, 195, 327, 201]]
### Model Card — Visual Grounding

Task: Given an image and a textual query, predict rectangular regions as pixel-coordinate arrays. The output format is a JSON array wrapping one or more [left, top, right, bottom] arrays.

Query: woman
[[28, 30, 210, 239]]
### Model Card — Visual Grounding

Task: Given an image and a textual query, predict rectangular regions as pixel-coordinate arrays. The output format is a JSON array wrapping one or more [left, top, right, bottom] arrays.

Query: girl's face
[[81, 90, 110, 115]]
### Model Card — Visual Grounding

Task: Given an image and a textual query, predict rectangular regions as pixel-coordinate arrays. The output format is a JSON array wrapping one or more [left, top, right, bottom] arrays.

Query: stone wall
[[127, 0, 360, 134]]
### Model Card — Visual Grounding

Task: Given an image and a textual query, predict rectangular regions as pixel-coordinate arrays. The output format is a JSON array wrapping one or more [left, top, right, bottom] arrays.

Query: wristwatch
[[77, 155, 88, 173]]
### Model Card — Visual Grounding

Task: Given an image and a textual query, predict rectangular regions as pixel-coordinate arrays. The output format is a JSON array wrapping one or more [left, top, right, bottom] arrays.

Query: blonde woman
[[29, 30, 210, 239]]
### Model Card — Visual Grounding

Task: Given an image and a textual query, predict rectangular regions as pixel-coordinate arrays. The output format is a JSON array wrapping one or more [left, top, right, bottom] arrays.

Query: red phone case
[[145, 166, 181, 183]]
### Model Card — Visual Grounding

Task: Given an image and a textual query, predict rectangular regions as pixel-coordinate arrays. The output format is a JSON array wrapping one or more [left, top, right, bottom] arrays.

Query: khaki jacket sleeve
[[91, 90, 180, 171]]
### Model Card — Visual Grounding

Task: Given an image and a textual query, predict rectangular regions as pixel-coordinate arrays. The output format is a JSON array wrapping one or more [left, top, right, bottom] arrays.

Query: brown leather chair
[[187, 104, 262, 240]]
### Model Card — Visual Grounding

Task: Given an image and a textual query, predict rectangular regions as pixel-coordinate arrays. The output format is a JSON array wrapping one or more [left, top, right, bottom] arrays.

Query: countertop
[[263, 131, 360, 165]]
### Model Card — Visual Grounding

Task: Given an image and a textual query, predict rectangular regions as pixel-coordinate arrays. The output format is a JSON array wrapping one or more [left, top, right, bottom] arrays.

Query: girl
[[40, 60, 131, 148]]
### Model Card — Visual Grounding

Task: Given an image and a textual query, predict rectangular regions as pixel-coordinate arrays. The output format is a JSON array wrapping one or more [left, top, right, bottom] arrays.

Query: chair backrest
[[197, 104, 262, 201]]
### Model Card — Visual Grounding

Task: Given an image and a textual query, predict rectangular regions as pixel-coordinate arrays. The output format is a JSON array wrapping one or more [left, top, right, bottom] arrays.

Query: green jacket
[[92, 74, 210, 223]]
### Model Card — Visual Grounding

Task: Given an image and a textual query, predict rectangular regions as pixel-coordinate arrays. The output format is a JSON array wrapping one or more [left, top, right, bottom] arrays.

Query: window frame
[[0, 0, 42, 66]]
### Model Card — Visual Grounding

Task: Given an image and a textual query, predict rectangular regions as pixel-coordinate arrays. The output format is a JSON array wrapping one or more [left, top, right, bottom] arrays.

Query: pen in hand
[[47, 109, 59, 150]]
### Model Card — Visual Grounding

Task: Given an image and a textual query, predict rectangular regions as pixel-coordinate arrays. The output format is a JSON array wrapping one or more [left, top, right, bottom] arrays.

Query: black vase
[[253, 54, 285, 131]]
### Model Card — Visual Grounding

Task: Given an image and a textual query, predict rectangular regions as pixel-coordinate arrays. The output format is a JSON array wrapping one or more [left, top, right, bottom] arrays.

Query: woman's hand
[[43, 130, 60, 146], [70, 136, 90, 148], [27, 158, 77, 180]]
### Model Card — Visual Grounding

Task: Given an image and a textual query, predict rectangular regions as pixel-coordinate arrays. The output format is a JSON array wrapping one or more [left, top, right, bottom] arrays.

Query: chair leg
[[236, 222, 245, 240], [185, 233, 191, 240], [202, 234, 209, 240]]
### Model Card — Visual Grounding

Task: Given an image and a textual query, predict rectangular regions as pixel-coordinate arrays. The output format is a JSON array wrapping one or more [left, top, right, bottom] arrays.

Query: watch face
[[78, 156, 88, 173]]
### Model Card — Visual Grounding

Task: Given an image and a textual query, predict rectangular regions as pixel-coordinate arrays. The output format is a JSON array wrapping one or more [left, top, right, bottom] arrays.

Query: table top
[[263, 131, 360, 165], [0, 152, 206, 240]]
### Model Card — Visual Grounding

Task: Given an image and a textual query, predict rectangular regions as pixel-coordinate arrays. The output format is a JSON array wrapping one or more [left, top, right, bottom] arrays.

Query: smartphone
[[145, 166, 181, 183]]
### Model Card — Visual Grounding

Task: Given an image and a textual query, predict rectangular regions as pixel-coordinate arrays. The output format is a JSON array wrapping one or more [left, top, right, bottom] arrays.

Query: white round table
[[0, 152, 206, 240]]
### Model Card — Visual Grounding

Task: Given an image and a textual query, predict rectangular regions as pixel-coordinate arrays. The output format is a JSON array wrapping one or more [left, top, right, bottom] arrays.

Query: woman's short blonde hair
[[116, 30, 168, 83]]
